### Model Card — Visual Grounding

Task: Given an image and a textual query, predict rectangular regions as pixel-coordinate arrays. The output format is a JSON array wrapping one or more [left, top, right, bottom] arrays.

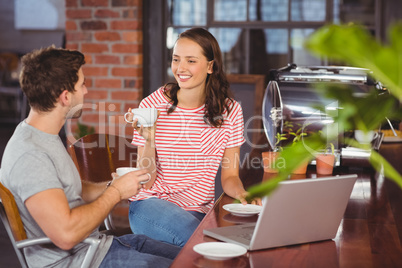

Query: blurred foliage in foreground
[[74, 121, 95, 139], [244, 23, 402, 202]]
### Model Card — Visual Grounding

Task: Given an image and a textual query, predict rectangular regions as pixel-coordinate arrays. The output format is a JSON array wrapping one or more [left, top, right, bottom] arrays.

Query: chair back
[[0, 181, 30, 267], [68, 133, 137, 182], [1, 181, 102, 268], [0, 182, 27, 241]]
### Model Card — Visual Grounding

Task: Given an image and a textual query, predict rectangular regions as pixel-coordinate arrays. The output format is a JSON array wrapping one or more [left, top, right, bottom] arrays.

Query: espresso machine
[[262, 64, 390, 167]]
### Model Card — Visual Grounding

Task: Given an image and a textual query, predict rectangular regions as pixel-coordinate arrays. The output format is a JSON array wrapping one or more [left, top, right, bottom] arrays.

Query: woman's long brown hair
[[165, 27, 233, 128]]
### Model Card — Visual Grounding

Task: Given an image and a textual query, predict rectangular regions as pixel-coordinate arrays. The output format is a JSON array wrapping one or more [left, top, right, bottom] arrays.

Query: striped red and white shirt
[[129, 87, 245, 213]]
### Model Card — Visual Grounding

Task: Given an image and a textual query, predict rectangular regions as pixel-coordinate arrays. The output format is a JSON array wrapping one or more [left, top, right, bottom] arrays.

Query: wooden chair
[[0, 182, 101, 268], [68, 133, 137, 232]]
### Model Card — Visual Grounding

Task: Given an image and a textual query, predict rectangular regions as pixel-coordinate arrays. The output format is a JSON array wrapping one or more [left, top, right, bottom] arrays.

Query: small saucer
[[223, 203, 262, 217], [193, 242, 247, 260]]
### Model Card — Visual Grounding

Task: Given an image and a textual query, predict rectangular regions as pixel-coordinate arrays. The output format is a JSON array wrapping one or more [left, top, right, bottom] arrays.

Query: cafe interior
[[1, 0, 402, 267]]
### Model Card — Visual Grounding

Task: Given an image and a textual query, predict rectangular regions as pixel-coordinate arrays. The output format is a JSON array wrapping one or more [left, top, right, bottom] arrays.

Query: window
[[144, 0, 380, 93], [164, 0, 334, 80]]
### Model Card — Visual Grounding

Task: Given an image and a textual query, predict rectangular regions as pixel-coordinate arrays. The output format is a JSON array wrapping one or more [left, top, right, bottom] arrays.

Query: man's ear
[[58, 90, 71, 106]]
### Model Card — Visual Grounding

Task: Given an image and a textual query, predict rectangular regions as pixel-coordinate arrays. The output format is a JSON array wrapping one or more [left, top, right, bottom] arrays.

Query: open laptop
[[204, 174, 358, 250]]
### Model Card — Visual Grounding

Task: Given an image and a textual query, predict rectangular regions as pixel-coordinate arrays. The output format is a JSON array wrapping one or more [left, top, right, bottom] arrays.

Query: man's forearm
[[59, 186, 121, 249], [26, 186, 121, 250], [81, 180, 109, 202]]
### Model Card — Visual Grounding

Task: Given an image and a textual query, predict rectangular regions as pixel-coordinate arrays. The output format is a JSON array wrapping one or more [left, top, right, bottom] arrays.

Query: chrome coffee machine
[[262, 64, 389, 167]]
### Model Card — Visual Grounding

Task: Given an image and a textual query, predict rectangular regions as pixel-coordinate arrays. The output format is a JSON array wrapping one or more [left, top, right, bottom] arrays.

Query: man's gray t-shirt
[[0, 121, 113, 267]]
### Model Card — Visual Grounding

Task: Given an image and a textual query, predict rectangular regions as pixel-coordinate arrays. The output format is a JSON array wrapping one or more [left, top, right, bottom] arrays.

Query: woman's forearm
[[137, 141, 157, 188], [222, 175, 246, 199]]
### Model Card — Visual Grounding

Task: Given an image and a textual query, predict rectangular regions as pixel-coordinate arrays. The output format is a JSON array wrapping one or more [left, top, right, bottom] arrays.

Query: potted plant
[[316, 143, 336, 175], [288, 124, 310, 174], [262, 133, 287, 173]]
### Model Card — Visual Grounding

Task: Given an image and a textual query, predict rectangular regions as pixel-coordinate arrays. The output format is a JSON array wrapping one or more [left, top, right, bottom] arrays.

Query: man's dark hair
[[19, 45, 85, 112]]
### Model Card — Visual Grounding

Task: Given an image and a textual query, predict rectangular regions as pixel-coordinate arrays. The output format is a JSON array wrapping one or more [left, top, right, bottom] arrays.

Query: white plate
[[193, 242, 247, 260], [223, 203, 262, 217]]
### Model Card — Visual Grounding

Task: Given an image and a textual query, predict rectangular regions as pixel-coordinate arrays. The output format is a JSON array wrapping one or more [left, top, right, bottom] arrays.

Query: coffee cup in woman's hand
[[124, 108, 158, 127]]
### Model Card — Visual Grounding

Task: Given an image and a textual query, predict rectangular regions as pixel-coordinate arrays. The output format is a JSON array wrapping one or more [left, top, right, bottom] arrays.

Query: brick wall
[[64, 0, 142, 143]]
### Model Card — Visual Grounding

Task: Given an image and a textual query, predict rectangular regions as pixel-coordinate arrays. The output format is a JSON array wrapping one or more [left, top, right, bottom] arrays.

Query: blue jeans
[[129, 198, 205, 247], [99, 234, 181, 267]]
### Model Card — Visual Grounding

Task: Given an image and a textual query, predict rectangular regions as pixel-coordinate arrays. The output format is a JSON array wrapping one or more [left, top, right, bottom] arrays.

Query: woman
[[127, 27, 260, 247]]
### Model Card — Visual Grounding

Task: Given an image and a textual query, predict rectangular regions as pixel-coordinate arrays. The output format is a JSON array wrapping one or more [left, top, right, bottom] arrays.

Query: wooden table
[[170, 142, 402, 268]]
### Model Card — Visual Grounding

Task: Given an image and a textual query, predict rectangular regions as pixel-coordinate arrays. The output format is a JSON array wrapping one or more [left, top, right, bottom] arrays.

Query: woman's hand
[[236, 191, 262, 206], [221, 146, 262, 206], [127, 108, 159, 142]]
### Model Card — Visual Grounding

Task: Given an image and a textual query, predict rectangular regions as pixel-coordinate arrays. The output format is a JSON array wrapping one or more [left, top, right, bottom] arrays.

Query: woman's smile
[[177, 74, 192, 82]]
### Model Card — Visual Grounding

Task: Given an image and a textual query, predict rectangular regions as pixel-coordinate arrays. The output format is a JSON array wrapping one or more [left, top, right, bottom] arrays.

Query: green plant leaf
[[245, 134, 326, 202], [370, 150, 402, 189], [74, 122, 95, 139], [305, 23, 402, 100], [313, 84, 402, 132], [346, 138, 402, 189]]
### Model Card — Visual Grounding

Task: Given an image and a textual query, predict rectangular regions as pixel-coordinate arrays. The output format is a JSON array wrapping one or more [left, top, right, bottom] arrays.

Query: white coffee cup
[[116, 167, 150, 184], [116, 167, 139, 176], [124, 108, 158, 127], [354, 130, 378, 144]]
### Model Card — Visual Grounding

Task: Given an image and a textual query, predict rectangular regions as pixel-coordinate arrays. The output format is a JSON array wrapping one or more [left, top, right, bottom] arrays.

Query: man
[[0, 46, 181, 267]]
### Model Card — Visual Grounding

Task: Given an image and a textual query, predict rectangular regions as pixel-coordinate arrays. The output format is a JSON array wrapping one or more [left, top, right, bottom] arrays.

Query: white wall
[[0, 0, 65, 54]]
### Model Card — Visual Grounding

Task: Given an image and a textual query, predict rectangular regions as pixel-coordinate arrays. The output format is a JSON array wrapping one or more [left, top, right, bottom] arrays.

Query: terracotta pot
[[262, 151, 280, 173], [289, 174, 306, 180], [291, 161, 308, 175], [316, 154, 335, 175]]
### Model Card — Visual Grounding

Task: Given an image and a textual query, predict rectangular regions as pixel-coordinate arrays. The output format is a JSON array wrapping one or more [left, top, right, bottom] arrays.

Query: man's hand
[[110, 168, 151, 200]]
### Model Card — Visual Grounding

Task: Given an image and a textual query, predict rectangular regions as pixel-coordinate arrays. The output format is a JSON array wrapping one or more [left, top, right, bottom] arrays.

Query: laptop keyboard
[[230, 225, 255, 241]]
